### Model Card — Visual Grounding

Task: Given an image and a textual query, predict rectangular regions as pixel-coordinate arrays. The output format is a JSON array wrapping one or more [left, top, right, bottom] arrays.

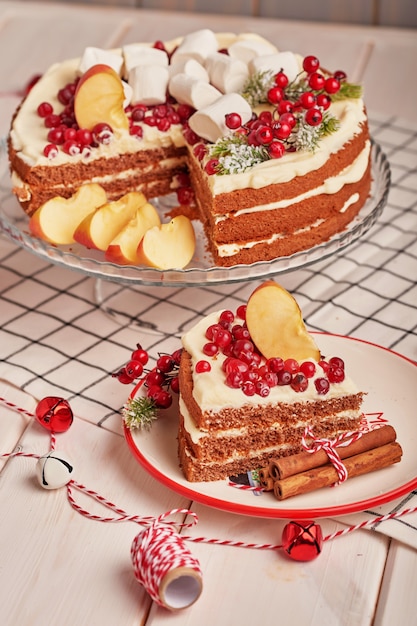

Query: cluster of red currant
[[112, 344, 182, 409], [194, 305, 345, 397], [198, 54, 346, 174]]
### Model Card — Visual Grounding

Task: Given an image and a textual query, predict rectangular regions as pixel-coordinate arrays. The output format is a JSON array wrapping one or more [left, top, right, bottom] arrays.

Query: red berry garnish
[[266, 357, 284, 373], [62, 140, 80, 155], [299, 361, 316, 378], [324, 77, 341, 94], [92, 123, 113, 144], [334, 70, 347, 82], [37, 102, 53, 118], [328, 366, 345, 383], [225, 371, 244, 388], [47, 127, 65, 145], [149, 388, 172, 409], [204, 158, 219, 175], [131, 346, 149, 366], [76, 128, 93, 146], [112, 367, 134, 384], [177, 103, 194, 121], [316, 93, 331, 110], [177, 186, 194, 205], [329, 356, 345, 369], [170, 376, 180, 393], [225, 112, 242, 129], [300, 91, 317, 109], [156, 354, 175, 373], [273, 122, 292, 140], [236, 304, 247, 320], [315, 377, 330, 394], [255, 125, 274, 145], [43, 144, 58, 159], [267, 86, 284, 105], [277, 370, 292, 385], [130, 125, 144, 138], [125, 360, 144, 380], [219, 310, 235, 325], [305, 108, 323, 126], [269, 141, 285, 159], [290, 373, 308, 392], [242, 380, 256, 396], [195, 360, 211, 373], [44, 114, 61, 129], [303, 55, 320, 74], [255, 380, 270, 397], [145, 370, 165, 388], [308, 72, 325, 91], [274, 71, 289, 88], [284, 358, 299, 374], [203, 342, 218, 357]]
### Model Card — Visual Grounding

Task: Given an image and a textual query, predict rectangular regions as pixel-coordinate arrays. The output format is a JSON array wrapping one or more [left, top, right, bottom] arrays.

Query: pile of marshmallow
[[77, 29, 301, 144]]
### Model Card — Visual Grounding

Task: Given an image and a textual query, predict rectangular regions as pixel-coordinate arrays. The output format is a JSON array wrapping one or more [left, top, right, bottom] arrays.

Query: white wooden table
[[0, 3, 416, 625]]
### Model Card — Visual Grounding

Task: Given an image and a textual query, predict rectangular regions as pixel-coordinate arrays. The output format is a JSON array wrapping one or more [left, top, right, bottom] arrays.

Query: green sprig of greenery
[[209, 135, 270, 175], [332, 81, 363, 100], [240, 70, 275, 106], [122, 396, 158, 431], [288, 112, 340, 152]]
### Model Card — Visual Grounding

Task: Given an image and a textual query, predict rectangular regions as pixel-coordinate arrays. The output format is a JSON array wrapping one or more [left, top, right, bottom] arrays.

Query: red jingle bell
[[282, 520, 323, 561], [35, 397, 73, 433]]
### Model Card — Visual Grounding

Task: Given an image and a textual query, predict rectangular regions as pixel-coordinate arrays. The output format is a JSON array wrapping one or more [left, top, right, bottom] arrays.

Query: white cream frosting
[[181, 310, 360, 413]]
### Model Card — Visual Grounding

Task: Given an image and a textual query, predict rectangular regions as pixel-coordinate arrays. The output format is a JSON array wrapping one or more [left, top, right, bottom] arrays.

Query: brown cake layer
[[178, 349, 364, 482], [8, 138, 187, 216]]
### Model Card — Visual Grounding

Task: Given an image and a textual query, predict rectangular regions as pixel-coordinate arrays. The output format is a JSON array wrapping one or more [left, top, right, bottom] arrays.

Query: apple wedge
[[74, 63, 129, 132], [105, 202, 161, 265], [29, 183, 107, 245], [245, 280, 321, 361], [136, 215, 196, 269], [73, 191, 147, 250]]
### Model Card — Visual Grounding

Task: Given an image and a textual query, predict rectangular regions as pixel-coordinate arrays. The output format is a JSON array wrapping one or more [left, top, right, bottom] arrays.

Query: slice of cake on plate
[[178, 280, 365, 482]]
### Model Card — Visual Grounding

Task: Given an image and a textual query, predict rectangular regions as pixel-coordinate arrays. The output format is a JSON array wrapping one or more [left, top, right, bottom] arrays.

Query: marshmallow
[[250, 51, 300, 82], [123, 44, 168, 74], [78, 47, 123, 76], [170, 29, 218, 65], [169, 74, 222, 110], [205, 52, 249, 94], [122, 80, 133, 108], [129, 65, 169, 105], [188, 93, 252, 143], [228, 39, 278, 64], [169, 58, 209, 82]]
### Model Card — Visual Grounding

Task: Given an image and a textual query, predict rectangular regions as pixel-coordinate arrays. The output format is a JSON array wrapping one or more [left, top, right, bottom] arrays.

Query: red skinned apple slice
[[245, 280, 321, 361], [136, 215, 196, 269], [73, 191, 146, 250], [29, 183, 107, 245], [105, 201, 161, 265], [74, 63, 129, 132]]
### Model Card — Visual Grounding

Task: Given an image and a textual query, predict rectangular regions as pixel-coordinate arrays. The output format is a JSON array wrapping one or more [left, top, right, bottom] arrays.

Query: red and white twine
[[1, 395, 417, 606]]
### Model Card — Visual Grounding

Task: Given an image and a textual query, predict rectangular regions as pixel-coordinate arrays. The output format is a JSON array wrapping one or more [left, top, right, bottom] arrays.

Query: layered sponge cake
[[178, 281, 365, 482], [8, 30, 371, 267]]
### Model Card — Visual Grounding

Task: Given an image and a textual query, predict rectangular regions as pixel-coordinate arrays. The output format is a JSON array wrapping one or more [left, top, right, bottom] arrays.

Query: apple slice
[[73, 191, 146, 250], [105, 201, 161, 265], [29, 183, 107, 245], [245, 280, 321, 361], [136, 215, 196, 269], [74, 63, 129, 132]]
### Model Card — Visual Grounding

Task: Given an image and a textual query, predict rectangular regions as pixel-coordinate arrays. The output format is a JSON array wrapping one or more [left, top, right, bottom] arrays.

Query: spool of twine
[[131, 517, 203, 611]]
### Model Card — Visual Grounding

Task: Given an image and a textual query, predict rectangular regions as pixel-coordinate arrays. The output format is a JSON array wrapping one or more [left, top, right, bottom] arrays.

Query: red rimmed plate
[[124, 333, 417, 519]]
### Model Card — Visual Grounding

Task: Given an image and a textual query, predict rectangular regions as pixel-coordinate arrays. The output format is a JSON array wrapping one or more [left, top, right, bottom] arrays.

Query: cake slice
[[178, 280, 364, 482]]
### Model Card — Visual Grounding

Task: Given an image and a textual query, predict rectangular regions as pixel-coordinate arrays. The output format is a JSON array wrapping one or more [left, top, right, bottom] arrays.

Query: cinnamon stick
[[269, 425, 397, 480], [273, 441, 403, 501], [258, 467, 274, 491]]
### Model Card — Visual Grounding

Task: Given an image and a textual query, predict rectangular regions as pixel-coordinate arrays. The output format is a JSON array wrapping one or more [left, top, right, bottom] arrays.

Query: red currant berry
[[278, 100, 293, 115], [76, 128, 93, 146], [195, 360, 211, 373], [62, 139, 80, 155], [273, 122, 292, 140], [267, 86, 284, 104], [193, 143, 207, 161], [324, 77, 340, 94], [334, 70, 347, 82], [315, 377, 330, 394], [44, 114, 61, 129], [316, 93, 331, 110], [131, 346, 149, 366], [236, 305, 247, 320], [300, 91, 317, 109], [43, 144, 59, 159], [225, 112, 242, 129], [112, 367, 134, 384], [305, 108, 323, 126], [145, 370, 165, 388], [329, 356, 345, 370], [203, 342, 218, 357], [170, 376, 180, 393], [131, 105, 147, 121], [266, 357, 284, 372], [242, 380, 256, 396], [64, 127, 77, 142], [308, 72, 325, 91], [225, 371, 244, 388], [232, 324, 250, 340], [299, 361, 316, 378], [177, 186, 194, 205], [318, 360, 330, 373], [291, 373, 309, 392], [277, 370, 292, 385], [220, 310, 235, 325], [274, 71, 289, 88], [171, 348, 183, 364], [284, 358, 299, 374], [157, 354, 175, 373], [152, 389, 173, 409], [37, 102, 53, 118], [204, 158, 219, 175], [92, 123, 113, 144], [328, 366, 345, 383], [303, 55, 320, 74], [269, 141, 285, 159], [255, 380, 270, 397], [223, 357, 249, 376], [130, 125, 144, 138], [255, 125, 274, 145], [157, 117, 171, 132], [279, 112, 296, 128], [124, 359, 144, 379], [47, 127, 65, 145], [177, 103, 194, 121], [264, 371, 278, 387], [259, 110, 273, 125]]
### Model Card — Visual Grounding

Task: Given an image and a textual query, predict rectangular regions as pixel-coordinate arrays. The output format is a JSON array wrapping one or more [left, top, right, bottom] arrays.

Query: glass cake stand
[[0, 140, 390, 329]]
